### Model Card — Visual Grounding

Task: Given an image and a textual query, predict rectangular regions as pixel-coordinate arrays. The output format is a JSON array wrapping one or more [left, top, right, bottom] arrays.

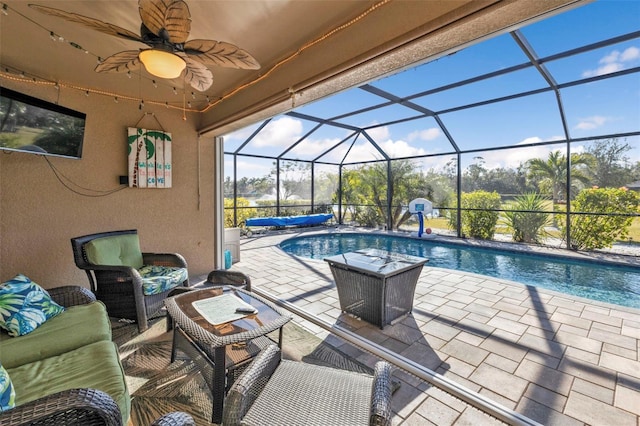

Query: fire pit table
[[324, 248, 428, 328]]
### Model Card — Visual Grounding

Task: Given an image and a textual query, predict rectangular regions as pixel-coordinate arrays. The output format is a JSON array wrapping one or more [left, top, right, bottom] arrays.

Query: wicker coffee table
[[325, 248, 428, 328], [165, 287, 291, 423]]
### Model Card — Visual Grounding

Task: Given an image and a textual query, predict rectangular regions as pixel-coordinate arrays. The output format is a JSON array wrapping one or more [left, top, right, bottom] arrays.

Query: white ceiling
[[0, 0, 586, 135]]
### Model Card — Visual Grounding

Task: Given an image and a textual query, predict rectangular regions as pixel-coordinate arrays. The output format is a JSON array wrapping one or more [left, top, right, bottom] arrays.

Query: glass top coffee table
[[165, 286, 291, 423], [324, 248, 428, 328]]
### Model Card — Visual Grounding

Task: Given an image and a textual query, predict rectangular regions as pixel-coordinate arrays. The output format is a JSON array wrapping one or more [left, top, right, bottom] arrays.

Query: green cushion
[[0, 274, 65, 337], [84, 234, 144, 269], [8, 340, 130, 425], [0, 301, 111, 369], [0, 363, 15, 412]]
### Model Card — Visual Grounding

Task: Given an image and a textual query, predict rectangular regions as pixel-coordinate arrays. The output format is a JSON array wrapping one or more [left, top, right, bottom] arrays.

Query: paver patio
[[227, 227, 640, 425]]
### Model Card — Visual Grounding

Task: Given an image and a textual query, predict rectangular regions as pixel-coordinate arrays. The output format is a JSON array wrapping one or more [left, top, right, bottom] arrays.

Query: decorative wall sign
[[127, 127, 172, 188]]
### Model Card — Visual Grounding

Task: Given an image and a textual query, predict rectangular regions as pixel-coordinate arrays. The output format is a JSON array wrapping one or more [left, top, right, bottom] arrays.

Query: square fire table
[[324, 248, 428, 328]]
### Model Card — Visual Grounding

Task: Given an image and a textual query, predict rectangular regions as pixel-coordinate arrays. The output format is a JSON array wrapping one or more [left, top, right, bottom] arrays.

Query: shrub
[[448, 191, 501, 239], [503, 193, 551, 243], [224, 197, 256, 228], [561, 187, 640, 250], [356, 206, 384, 227]]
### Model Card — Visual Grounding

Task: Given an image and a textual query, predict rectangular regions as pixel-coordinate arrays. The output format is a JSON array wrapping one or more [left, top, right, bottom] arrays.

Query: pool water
[[279, 233, 640, 309]]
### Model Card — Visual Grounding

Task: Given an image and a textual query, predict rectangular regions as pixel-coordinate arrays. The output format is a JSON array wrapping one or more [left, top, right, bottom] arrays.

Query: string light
[[0, 0, 392, 114], [1, 69, 201, 113], [152, 79, 158, 88], [202, 0, 392, 112], [48, 30, 64, 42], [69, 42, 88, 54]]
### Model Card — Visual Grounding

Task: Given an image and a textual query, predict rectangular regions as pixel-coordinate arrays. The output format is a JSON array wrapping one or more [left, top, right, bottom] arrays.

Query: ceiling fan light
[[139, 49, 186, 79]]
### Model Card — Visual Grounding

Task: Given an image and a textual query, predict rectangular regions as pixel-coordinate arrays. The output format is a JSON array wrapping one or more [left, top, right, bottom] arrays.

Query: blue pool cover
[[246, 213, 333, 227]]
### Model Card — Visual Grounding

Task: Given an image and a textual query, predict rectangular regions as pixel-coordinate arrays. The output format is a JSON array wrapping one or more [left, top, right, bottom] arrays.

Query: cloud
[[471, 136, 565, 169], [364, 126, 390, 141], [223, 123, 261, 142], [621, 46, 640, 61], [514, 135, 563, 145], [582, 46, 640, 77], [252, 116, 303, 147], [574, 115, 608, 130], [378, 139, 428, 158], [288, 136, 342, 158], [320, 135, 428, 164], [226, 158, 272, 178], [407, 128, 441, 141]]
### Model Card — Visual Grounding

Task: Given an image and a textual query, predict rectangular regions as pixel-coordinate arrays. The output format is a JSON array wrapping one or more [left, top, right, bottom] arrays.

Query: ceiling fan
[[29, 0, 260, 92]]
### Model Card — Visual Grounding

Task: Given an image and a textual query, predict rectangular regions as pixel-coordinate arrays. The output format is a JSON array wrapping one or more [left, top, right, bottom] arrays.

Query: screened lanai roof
[[223, 0, 639, 173]]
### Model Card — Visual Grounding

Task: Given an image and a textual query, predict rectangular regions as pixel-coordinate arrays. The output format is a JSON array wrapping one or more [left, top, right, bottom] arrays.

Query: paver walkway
[[230, 227, 640, 425]]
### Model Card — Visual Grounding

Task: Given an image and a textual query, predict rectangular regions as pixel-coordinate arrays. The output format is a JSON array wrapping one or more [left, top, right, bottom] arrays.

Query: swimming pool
[[279, 233, 640, 309]]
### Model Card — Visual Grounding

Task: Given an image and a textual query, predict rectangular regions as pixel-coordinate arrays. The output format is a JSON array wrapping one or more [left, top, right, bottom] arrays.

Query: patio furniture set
[[2, 229, 414, 425], [165, 270, 395, 425]]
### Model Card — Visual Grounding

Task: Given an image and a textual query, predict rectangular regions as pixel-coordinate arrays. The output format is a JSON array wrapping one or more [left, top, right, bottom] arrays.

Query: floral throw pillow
[[0, 363, 16, 411], [0, 274, 65, 337]]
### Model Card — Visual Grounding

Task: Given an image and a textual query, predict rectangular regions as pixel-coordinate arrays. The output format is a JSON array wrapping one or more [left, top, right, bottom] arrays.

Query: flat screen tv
[[0, 87, 86, 159]]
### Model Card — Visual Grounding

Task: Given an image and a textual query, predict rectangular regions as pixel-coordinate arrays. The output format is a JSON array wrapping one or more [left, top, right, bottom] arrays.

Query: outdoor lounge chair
[[206, 269, 252, 291], [222, 344, 394, 426], [71, 229, 189, 332]]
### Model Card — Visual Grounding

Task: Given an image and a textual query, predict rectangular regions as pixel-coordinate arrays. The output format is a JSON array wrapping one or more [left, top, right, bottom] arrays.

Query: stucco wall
[[0, 80, 218, 288]]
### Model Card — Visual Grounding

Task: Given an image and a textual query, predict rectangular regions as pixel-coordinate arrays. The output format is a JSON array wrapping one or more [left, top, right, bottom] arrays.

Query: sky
[[223, 0, 640, 179]]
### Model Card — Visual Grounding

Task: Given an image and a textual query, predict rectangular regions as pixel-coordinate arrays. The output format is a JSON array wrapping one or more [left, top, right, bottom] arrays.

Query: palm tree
[[526, 150, 593, 209]]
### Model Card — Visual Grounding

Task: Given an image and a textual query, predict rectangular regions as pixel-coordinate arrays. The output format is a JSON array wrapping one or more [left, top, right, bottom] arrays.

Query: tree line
[[225, 139, 640, 239]]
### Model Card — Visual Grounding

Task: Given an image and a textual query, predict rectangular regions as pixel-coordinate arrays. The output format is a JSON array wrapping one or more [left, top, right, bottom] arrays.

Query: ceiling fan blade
[[29, 4, 144, 43], [95, 51, 141, 73], [179, 55, 213, 91], [139, 0, 191, 44], [184, 39, 260, 70]]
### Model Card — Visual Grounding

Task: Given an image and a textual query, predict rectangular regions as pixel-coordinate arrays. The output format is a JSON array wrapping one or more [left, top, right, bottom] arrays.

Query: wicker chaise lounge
[[0, 284, 196, 426], [223, 344, 394, 426], [0, 285, 129, 425]]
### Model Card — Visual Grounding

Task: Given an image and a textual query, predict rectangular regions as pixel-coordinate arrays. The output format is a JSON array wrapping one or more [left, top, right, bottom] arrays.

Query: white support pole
[[213, 136, 225, 270]]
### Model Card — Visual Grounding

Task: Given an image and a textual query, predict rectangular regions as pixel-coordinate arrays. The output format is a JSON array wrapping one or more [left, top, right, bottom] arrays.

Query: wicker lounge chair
[[222, 344, 394, 426], [206, 269, 251, 291], [71, 229, 189, 332]]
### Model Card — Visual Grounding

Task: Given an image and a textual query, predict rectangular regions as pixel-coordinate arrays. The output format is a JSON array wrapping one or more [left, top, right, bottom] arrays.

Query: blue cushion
[[138, 266, 188, 295], [0, 363, 16, 412], [0, 274, 65, 337]]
